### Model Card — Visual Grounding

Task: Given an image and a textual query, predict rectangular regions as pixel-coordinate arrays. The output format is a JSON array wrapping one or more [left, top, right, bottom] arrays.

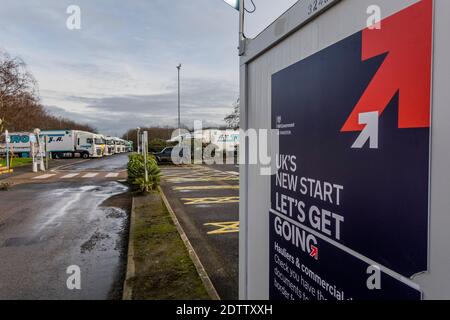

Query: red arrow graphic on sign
[[341, 0, 432, 132], [310, 245, 318, 260]]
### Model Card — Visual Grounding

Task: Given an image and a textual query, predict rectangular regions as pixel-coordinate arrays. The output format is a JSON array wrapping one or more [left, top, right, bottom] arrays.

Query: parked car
[[153, 147, 174, 163]]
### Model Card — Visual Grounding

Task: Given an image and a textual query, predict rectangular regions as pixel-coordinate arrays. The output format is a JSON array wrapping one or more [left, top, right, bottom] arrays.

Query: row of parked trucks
[[0, 130, 133, 159]]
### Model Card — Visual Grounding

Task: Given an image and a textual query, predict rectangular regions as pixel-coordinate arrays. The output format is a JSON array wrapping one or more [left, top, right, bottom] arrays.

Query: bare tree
[[0, 51, 38, 131], [0, 50, 95, 133], [224, 98, 240, 130], [122, 126, 175, 150]]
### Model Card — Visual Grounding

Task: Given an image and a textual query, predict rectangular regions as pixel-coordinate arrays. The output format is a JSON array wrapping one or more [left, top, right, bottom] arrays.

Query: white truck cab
[[105, 136, 115, 156], [113, 137, 122, 154], [119, 139, 126, 153], [93, 134, 105, 158], [76, 131, 98, 158]]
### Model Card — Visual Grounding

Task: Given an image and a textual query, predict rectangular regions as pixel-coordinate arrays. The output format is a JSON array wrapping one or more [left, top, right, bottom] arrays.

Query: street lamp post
[[177, 64, 181, 136]]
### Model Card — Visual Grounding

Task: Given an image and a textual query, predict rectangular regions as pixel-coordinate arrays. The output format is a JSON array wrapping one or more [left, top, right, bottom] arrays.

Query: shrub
[[148, 138, 177, 153], [127, 153, 161, 192]]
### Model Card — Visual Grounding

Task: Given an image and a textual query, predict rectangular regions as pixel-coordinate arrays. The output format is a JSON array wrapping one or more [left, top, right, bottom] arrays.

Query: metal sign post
[[143, 131, 149, 189], [34, 128, 45, 172], [30, 133, 37, 173], [141, 132, 145, 156], [5, 130, 10, 170], [45, 135, 49, 170], [238, 0, 245, 56], [136, 127, 141, 154]]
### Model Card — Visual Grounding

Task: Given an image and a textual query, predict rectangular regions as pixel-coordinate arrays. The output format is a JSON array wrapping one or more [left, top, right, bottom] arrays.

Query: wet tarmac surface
[[0, 154, 130, 300], [61, 154, 129, 172], [160, 164, 239, 300]]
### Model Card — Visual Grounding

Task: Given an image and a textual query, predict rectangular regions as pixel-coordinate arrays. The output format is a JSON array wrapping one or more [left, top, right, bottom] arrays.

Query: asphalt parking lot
[[160, 164, 239, 300]]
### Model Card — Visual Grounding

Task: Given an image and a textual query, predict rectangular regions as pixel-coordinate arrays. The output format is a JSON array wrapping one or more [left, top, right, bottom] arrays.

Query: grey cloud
[[45, 78, 237, 135], [3, 0, 240, 136]]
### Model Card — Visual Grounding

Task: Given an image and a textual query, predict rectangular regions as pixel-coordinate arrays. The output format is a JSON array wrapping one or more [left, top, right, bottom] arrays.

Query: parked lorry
[[112, 137, 127, 154], [105, 136, 115, 156], [40, 130, 103, 159], [127, 140, 133, 152], [120, 139, 128, 153], [0, 132, 38, 158], [169, 129, 240, 152], [212, 130, 239, 153], [93, 134, 106, 157]]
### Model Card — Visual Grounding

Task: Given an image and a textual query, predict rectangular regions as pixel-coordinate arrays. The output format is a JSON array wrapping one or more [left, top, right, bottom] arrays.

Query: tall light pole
[[177, 64, 181, 135]]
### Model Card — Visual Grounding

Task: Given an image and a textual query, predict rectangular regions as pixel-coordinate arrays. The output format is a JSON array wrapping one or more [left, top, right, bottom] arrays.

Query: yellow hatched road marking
[[168, 177, 238, 183], [163, 171, 230, 177], [173, 185, 239, 191], [167, 176, 233, 180], [181, 196, 240, 205], [163, 167, 232, 175], [163, 174, 219, 179], [204, 221, 239, 235], [162, 168, 209, 173]]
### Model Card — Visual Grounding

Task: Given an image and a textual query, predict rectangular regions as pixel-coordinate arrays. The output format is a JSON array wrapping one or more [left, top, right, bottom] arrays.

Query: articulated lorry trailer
[[0, 132, 41, 158], [41, 130, 103, 159]]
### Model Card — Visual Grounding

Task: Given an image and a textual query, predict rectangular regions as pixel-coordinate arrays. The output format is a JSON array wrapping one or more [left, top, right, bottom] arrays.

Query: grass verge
[[0, 157, 32, 168], [127, 192, 210, 300]]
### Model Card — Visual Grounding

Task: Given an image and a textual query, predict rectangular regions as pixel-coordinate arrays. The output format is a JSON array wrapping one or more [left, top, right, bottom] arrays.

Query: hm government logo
[[276, 116, 295, 136]]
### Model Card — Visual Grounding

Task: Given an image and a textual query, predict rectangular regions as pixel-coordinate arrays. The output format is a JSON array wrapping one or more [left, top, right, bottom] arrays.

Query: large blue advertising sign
[[270, 0, 432, 300]]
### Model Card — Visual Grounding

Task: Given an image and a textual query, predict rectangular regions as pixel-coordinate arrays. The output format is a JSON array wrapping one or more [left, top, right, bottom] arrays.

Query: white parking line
[[61, 173, 79, 179], [82, 173, 98, 178], [105, 173, 119, 178], [33, 174, 56, 180]]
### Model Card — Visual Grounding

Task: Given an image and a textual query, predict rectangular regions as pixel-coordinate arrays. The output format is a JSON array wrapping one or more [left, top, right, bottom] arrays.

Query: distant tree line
[[122, 98, 240, 152], [122, 126, 176, 152], [0, 50, 96, 133]]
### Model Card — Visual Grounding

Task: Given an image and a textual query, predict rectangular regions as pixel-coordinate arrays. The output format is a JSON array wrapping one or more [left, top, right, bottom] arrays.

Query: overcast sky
[[0, 0, 297, 136]]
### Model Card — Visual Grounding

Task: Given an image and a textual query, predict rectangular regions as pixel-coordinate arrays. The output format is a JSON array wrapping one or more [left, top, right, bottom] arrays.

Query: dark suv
[[153, 147, 174, 163]]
